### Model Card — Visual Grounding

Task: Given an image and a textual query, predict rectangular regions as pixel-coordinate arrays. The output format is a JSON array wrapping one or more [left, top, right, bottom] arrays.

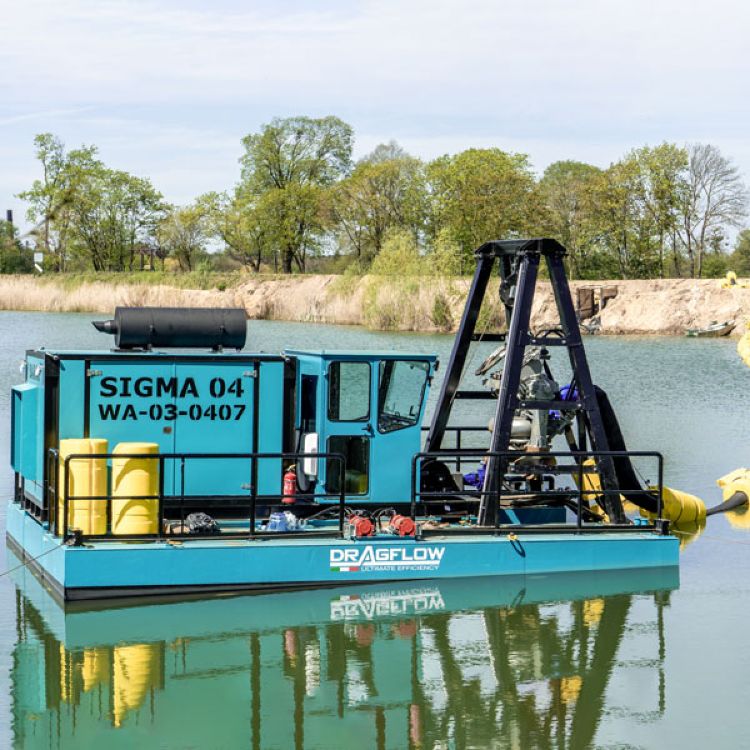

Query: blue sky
[[2, 0, 749, 230]]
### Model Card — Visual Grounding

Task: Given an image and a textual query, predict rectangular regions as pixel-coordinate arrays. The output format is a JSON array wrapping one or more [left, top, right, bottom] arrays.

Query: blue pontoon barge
[[6, 239, 679, 601]]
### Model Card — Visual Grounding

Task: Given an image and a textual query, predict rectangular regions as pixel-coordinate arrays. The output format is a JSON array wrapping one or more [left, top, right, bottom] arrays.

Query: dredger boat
[[7, 239, 686, 601]]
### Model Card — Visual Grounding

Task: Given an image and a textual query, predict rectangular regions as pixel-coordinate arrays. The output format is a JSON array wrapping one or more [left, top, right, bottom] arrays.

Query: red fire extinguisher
[[282, 465, 297, 504]]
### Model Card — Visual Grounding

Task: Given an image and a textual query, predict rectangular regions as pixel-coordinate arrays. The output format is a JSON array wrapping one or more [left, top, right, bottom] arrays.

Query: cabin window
[[378, 360, 430, 433], [328, 362, 370, 422]]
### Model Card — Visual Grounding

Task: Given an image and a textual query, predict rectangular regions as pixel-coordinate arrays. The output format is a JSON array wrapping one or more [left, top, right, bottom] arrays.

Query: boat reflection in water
[[11, 557, 678, 749]]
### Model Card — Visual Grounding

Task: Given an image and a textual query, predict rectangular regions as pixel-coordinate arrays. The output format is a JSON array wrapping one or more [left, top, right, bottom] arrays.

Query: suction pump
[[93, 307, 247, 350]]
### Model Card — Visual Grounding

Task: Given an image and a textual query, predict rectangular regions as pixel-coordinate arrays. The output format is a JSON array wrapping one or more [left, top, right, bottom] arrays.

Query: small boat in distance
[[685, 320, 736, 337]]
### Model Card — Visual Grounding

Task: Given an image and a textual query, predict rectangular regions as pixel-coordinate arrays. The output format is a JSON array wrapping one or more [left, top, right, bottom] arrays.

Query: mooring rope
[[0, 541, 65, 580], [672, 528, 750, 546]]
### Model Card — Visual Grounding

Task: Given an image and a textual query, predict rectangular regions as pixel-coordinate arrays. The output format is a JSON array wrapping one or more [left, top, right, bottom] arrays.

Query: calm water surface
[[1, 312, 750, 749]]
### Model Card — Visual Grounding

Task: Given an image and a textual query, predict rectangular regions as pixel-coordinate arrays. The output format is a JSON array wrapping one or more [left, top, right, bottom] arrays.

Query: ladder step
[[454, 390, 497, 400], [517, 400, 581, 411], [470, 333, 506, 342], [526, 336, 570, 347]]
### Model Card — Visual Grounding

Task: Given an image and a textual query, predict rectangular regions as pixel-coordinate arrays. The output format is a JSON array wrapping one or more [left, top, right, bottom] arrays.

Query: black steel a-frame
[[424, 238, 626, 525]]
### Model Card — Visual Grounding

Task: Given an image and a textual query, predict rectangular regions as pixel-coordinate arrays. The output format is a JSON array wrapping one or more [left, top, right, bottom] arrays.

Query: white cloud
[[1, 0, 749, 227]]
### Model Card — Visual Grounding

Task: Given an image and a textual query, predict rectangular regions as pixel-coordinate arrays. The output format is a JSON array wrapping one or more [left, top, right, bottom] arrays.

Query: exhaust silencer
[[93, 307, 247, 350]]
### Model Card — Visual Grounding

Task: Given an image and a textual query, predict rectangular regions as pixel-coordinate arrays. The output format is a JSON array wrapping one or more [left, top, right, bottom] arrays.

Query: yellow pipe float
[[716, 468, 750, 528], [575, 457, 707, 526], [738, 325, 750, 368], [641, 486, 706, 525]]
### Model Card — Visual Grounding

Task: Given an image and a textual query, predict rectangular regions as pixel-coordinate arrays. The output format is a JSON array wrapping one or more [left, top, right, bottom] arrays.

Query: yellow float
[[58, 438, 108, 536], [111, 442, 160, 535]]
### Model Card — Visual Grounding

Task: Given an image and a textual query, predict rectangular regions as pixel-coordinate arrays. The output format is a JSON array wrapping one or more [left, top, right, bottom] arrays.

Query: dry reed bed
[[0, 276, 240, 313], [2, 274, 750, 335]]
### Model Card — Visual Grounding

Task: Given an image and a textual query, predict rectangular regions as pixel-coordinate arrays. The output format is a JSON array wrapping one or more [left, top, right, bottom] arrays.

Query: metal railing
[[47, 449, 346, 541], [420, 425, 488, 471], [411, 449, 664, 531]]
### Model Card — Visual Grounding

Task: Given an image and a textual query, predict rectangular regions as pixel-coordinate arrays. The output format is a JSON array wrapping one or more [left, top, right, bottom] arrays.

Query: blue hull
[[6, 501, 680, 601]]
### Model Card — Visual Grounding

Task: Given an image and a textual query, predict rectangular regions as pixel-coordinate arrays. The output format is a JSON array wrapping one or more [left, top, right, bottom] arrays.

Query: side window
[[378, 360, 430, 433], [328, 362, 370, 422]]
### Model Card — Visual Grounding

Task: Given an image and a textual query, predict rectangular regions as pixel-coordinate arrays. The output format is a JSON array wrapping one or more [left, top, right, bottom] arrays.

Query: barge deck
[[7, 501, 677, 602]]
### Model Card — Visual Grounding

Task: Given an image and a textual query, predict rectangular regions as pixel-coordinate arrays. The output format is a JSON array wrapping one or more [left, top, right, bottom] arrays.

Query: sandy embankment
[[0, 274, 748, 335], [533, 279, 750, 335]]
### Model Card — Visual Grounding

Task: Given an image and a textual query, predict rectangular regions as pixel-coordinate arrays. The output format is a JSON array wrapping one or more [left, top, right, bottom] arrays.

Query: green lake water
[[2, 312, 750, 749]]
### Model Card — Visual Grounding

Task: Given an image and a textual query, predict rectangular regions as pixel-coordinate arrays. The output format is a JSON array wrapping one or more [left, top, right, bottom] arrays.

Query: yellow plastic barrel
[[58, 438, 108, 536], [111, 442, 160, 535]]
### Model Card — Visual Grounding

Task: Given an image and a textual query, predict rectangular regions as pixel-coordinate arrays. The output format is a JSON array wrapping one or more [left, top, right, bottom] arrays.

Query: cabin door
[[324, 360, 373, 500], [370, 360, 431, 503]]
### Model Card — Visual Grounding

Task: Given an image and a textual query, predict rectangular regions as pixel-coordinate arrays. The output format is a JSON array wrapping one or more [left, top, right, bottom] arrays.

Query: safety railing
[[420, 425, 489, 471], [46, 449, 346, 541], [411, 449, 665, 532]]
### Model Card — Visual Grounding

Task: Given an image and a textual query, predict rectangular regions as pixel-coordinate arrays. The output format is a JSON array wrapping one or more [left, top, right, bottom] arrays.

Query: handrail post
[[49, 449, 59, 535], [250, 453, 258, 538], [105, 456, 112, 537], [577, 453, 584, 530], [158, 456, 164, 539], [62, 457, 70, 539], [494, 452, 501, 531], [657, 453, 663, 522], [43, 450, 49, 522], [180, 457, 186, 531], [338, 456, 345, 538], [411, 455, 418, 522]]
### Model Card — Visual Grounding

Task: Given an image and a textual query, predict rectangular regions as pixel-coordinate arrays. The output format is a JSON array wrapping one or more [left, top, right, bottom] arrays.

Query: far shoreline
[[0, 273, 747, 338]]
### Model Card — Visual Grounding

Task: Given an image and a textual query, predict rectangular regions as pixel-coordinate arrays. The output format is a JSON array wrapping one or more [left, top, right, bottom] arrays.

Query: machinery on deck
[[421, 238, 700, 527]]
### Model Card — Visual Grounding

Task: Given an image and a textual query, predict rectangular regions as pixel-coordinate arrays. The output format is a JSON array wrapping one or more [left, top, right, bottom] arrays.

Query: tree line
[[3, 117, 749, 279]]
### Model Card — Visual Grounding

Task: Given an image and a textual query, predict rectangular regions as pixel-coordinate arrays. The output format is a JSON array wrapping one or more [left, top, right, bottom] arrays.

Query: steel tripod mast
[[424, 238, 626, 525]]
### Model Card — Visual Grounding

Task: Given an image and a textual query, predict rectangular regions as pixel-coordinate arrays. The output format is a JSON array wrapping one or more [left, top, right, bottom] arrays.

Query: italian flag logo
[[331, 565, 360, 572]]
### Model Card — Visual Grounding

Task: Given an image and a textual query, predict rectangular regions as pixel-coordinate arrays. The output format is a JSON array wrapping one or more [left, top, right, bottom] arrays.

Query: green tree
[[21, 134, 166, 271], [18, 133, 98, 271], [585, 148, 688, 280], [0, 220, 33, 273], [331, 143, 426, 264], [537, 160, 603, 279], [630, 144, 689, 277], [68, 165, 165, 271], [680, 144, 749, 277], [157, 203, 207, 271], [239, 116, 353, 272], [426, 148, 538, 264], [200, 190, 278, 272], [729, 229, 750, 276]]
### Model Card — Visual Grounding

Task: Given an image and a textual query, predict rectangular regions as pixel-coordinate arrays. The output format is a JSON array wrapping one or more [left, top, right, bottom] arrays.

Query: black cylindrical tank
[[93, 307, 247, 349]]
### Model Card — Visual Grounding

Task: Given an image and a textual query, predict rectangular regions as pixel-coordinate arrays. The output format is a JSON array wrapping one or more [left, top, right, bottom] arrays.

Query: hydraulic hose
[[593, 386, 659, 514], [706, 490, 749, 517], [715, 469, 750, 517]]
